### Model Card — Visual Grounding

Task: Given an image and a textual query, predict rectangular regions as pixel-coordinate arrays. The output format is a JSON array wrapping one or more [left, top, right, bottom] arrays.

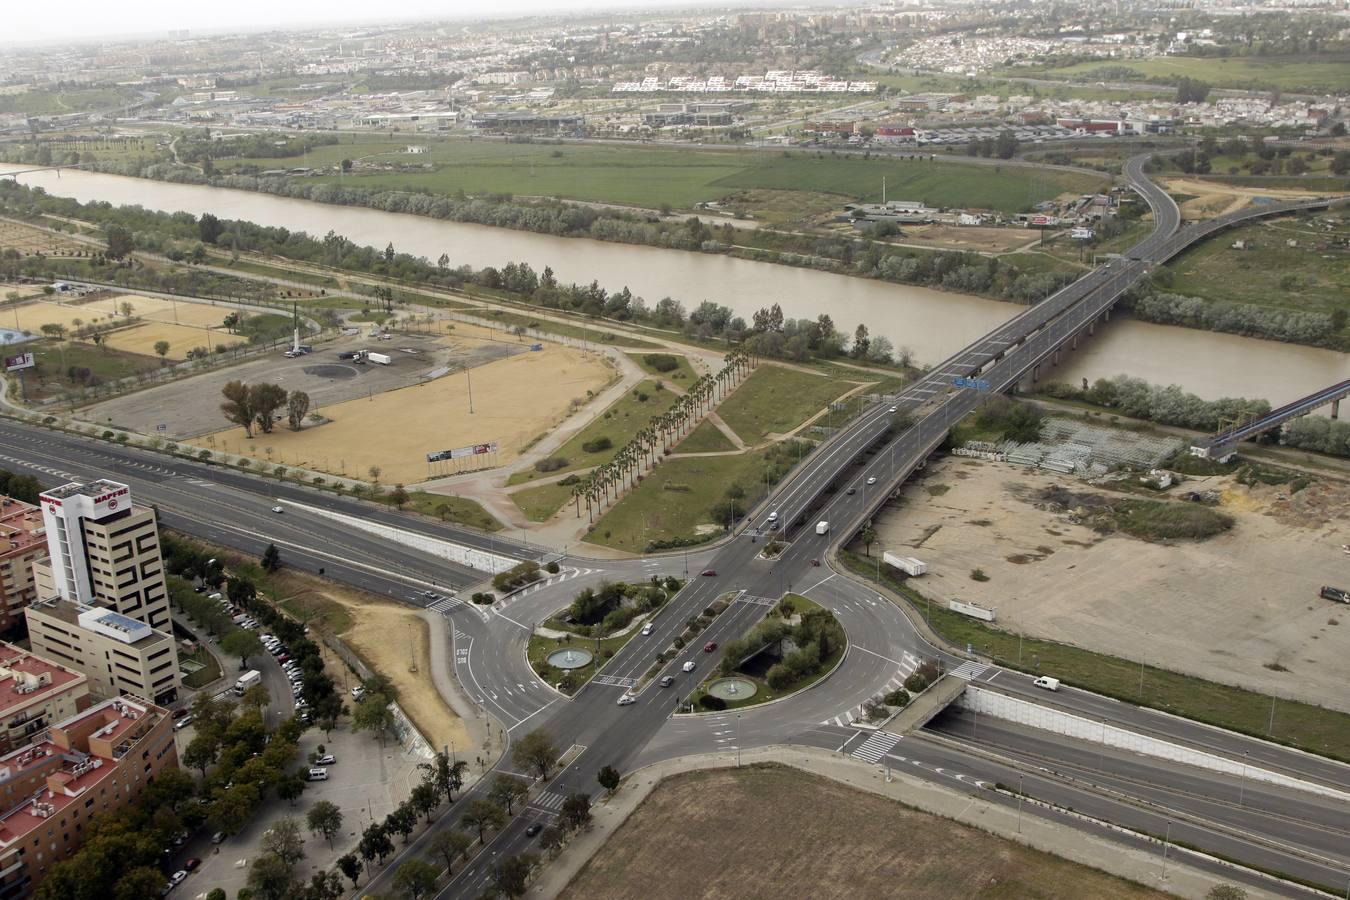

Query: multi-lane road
[[2, 153, 1345, 897]]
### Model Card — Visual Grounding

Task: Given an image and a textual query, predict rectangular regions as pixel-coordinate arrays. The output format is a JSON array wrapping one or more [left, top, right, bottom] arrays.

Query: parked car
[[315, 753, 336, 765], [170, 870, 187, 885], [307, 768, 328, 781], [171, 708, 190, 720], [525, 823, 543, 837], [184, 858, 201, 872], [173, 715, 193, 730], [210, 832, 226, 845]]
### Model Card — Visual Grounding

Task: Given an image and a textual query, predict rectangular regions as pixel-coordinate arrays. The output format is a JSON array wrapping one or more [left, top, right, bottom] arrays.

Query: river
[[4, 164, 1345, 405]]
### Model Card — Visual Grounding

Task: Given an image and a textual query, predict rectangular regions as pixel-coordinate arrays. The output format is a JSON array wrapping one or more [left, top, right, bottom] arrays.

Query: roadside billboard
[[4, 352, 35, 372]]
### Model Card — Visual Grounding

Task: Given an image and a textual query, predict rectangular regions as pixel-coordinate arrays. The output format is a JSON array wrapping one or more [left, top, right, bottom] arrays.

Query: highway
[[2, 151, 1345, 897]]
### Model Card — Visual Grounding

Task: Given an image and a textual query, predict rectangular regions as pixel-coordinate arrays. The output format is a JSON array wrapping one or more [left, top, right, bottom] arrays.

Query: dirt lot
[[263, 568, 470, 760], [0, 220, 87, 256], [873, 456, 1350, 709], [897, 223, 1041, 253], [102, 320, 232, 359], [559, 765, 1171, 900], [1162, 177, 1349, 220], [82, 322, 526, 439], [189, 339, 613, 484]]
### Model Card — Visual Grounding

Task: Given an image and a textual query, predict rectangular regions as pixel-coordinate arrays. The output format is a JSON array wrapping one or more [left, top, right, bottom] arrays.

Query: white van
[[307, 768, 328, 781], [1033, 676, 1061, 692]]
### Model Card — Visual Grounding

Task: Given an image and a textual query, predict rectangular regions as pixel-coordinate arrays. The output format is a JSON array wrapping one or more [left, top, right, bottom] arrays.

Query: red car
[[171, 708, 190, 720], [703, 641, 718, 653], [701, 569, 717, 577], [184, 858, 202, 871]]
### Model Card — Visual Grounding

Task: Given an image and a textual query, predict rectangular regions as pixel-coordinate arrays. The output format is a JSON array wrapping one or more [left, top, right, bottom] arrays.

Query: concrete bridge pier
[[1052, 348, 1061, 367], [1333, 399, 1340, 419]]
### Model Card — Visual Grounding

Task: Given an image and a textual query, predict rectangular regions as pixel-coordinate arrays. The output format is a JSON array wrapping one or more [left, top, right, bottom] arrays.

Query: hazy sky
[[4, 0, 679, 46]]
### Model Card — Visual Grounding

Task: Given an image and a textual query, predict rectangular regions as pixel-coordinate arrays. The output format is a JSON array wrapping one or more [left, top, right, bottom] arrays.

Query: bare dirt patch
[[873, 457, 1350, 710], [559, 765, 1171, 900], [897, 223, 1041, 253], [0, 220, 87, 256], [270, 568, 470, 754]]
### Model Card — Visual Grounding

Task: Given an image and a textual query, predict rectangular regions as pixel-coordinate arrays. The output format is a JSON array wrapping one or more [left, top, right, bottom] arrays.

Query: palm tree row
[[572, 348, 756, 523]]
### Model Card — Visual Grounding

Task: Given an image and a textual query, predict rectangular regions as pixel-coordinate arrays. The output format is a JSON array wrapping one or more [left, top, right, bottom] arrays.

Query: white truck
[[815, 521, 829, 535], [883, 551, 927, 577], [234, 670, 262, 696], [367, 352, 392, 366]]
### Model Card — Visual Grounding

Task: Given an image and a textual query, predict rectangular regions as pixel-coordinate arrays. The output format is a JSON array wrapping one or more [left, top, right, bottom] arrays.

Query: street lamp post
[[735, 715, 741, 767], [1017, 774, 1024, 833], [1160, 819, 1172, 879], [1238, 751, 1248, 808]]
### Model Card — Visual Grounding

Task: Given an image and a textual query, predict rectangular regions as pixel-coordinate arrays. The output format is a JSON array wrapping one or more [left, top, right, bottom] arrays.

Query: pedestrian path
[[593, 674, 637, 689], [822, 651, 921, 727], [852, 730, 902, 763], [949, 661, 989, 681], [736, 594, 779, 607], [532, 790, 566, 811], [428, 596, 463, 616]]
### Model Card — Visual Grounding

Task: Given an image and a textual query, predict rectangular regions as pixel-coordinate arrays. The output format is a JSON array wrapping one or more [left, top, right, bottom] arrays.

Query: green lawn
[[1026, 54, 1350, 94], [839, 549, 1350, 763], [25, 341, 160, 402], [587, 446, 799, 552], [628, 352, 697, 385], [677, 419, 737, 453], [278, 592, 355, 633], [0, 87, 139, 116], [510, 478, 583, 523], [509, 379, 680, 486], [218, 136, 1106, 216], [717, 365, 859, 444], [370, 490, 503, 532], [527, 629, 642, 696], [1163, 212, 1350, 316], [179, 644, 223, 689]]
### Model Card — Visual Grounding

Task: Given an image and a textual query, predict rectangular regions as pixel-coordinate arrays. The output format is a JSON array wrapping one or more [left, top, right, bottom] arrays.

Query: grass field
[[586, 450, 769, 552], [0, 86, 139, 116], [509, 378, 680, 486], [23, 341, 160, 401], [559, 766, 1172, 900], [510, 478, 581, 522], [1027, 54, 1350, 94], [717, 365, 859, 444], [1162, 213, 1349, 316], [676, 418, 737, 453], [220, 137, 1105, 216], [626, 352, 697, 385], [840, 549, 1350, 763], [370, 489, 503, 532]]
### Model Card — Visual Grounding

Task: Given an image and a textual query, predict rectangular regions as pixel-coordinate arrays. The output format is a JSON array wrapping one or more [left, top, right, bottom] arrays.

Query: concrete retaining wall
[[291, 499, 515, 573], [960, 686, 1350, 803]]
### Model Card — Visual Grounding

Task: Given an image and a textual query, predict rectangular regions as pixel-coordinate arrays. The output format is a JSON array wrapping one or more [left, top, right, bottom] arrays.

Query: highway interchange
[[2, 154, 1347, 897]]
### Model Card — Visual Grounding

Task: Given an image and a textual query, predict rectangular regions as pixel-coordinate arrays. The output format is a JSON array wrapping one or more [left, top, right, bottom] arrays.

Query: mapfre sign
[[91, 486, 130, 518]]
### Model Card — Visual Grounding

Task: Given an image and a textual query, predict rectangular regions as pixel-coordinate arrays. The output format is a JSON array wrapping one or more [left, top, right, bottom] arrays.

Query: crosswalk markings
[[736, 594, 778, 607], [593, 674, 637, 689], [949, 661, 989, 681], [532, 790, 565, 811], [822, 651, 922, 727], [853, 731, 902, 763], [428, 596, 463, 616]]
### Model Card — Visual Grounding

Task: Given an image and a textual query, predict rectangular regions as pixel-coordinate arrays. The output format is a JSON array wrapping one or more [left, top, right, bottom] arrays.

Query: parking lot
[[170, 721, 425, 898]]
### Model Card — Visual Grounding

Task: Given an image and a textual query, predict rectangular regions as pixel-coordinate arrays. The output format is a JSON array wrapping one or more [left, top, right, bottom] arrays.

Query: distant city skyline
[[1, 0, 741, 47]]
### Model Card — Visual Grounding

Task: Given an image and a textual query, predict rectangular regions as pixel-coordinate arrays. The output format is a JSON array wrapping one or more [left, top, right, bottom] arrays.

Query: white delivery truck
[[815, 521, 829, 535], [1033, 676, 1061, 692], [882, 551, 927, 577], [234, 670, 262, 695], [367, 352, 392, 366]]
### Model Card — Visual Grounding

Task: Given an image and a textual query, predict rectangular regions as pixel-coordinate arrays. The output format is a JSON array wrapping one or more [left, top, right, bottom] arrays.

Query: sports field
[[7, 294, 242, 360], [192, 343, 612, 485], [219, 139, 1105, 216]]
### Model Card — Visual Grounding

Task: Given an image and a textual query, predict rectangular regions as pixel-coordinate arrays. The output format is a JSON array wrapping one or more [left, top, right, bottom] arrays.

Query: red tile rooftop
[[0, 650, 83, 716]]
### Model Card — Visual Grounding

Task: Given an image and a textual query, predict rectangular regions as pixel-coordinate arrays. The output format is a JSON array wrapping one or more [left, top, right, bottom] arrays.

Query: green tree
[[359, 822, 393, 868], [389, 483, 410, 510], [247, 852, 295, 900], [860, 524, 877, 557], [221, 629, 264, 668], [392, 858, 439, 900], [460, 798, 506, 844], [560, 793, 591, 831], [489, 853, 538, 898], [511, 728, 560, 780], [221, 380, 256, 437], [276, 773, 306, 807], [286, 390, 311, 430], [336, 853, 362, 889], [410, 781, 440, 822], [386, 802, 417, 844], [112, 867, 166, 900], [250, 382, 288, 433], [539, 825, 564, 856], [429, 828, 472, 874], [104, 223, 134, 259], [199, 212, 224, 244], [352, 694, 396, 746], [261, 816, 305, 868], [261, 542, 281, 572], [183, 731, 220, 776], [209, 783, 261, 836], [596, 765, 620, 794], [489, 773, 528, 815], [153, 340, 170, 364], [306, 800, 343, 848], [240, 682, 270, 709]]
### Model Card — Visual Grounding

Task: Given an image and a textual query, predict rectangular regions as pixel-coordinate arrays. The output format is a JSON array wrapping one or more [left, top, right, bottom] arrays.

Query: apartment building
[[0, 502, 47, 638], [0, 696, 176, 899], [24, 599, 178, 707], [0, 647, 88, 756], [37, 481, 169, 631]]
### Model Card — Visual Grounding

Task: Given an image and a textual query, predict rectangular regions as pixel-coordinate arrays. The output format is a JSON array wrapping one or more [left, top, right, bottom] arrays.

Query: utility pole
[[1160, 819, 1172, 879], [1017, 774, 1024, 833]]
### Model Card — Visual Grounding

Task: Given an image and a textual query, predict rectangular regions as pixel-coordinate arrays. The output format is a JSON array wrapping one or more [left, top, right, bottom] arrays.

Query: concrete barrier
[[960, 686, 1350, 803]]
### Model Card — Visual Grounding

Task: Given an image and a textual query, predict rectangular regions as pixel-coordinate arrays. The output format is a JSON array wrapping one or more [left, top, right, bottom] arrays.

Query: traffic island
[[686, 593, 845, 712]]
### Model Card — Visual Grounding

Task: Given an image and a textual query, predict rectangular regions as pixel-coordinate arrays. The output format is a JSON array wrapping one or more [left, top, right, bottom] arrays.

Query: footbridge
[[1190, 377, 1350, 461]]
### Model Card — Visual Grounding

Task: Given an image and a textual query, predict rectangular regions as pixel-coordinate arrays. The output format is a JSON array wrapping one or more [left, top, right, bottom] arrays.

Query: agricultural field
[[1162, 211, 1350, 316], [560, 766, 1172, 900], [218, 137, 1106, 216], [0, 220, 89, 256], [1024, 54, 1350, 94]]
